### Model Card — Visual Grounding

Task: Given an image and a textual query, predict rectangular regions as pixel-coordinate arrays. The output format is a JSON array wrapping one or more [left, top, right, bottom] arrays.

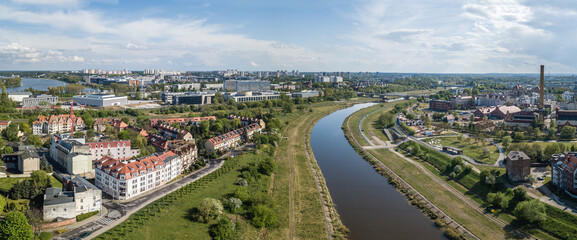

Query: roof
[[44, 187, 74, 206], [69, 175, 99, 192], [507, 151, 530, 161], [96, 151, 178, 180]]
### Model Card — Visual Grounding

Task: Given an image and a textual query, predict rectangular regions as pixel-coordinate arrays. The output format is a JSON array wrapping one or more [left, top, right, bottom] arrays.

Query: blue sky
[[1, 0, 576, 73]]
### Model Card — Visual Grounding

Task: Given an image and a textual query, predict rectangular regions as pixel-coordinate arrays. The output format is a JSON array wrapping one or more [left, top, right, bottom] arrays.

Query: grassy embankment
[[94, 100, 364, 240]]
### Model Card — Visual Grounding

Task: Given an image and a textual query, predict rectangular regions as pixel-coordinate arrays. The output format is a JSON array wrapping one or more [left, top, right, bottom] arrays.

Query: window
[[80, 199, 83, 203], [64, 208, 67, 212]]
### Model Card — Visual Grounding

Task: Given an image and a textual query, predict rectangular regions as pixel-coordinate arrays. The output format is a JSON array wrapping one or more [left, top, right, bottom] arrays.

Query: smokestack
[[540, 65, 544, 109]]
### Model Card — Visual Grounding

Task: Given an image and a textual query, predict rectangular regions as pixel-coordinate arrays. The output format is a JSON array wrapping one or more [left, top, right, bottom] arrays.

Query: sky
[[1, 0, 576, 73]]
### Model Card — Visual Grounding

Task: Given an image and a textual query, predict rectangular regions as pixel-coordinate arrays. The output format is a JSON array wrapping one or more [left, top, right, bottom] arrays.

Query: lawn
[[0, 175, 62, 194], [433, 136, 499, 164]]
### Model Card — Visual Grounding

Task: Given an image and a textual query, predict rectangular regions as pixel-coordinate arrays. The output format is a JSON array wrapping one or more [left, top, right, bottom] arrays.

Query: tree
[[258, 158, 276, 176], [209, 217, 235, 240], [513, 132, 524, 142], [194, 198, 223, 223], [525, 174, 537, 185], [1, 146, 13, 154], [3, 122, 20, 142], [482, 147, 491, 157], [249, 204, 278, 228], [560, 126, 576, 140], [513, 187, 528, 201], [0, 211, 33, 240], [30, 170, 50, 189], [223, 197, 242, 213], [24, 135, 42, 148], [486, 192, 511, 209], [231, 118, 241, 129], [501, 136, 512, 149], [513, 199, 546, 223]]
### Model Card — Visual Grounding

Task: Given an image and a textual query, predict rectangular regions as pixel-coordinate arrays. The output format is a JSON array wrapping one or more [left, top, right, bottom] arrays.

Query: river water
[[6, 78, 96, 92], [310, 103, 445, 240]]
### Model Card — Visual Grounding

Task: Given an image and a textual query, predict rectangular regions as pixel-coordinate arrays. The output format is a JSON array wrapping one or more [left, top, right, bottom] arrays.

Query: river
[[6, 78, 97, 92], [310, 103, 445, 240]]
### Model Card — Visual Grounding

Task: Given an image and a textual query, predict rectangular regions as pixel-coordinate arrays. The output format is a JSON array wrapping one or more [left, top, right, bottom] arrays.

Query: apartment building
[[95, 151, 182, 200]]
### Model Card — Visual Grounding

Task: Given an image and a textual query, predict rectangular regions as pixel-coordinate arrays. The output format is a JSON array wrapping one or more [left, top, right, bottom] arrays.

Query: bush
[[513, 199, 546, 223], [258, 158, 276, 176], [209, 217, 235, 240], [76, 211, 100, 222], [249, 204, 278, 228], [38, 232, 52, 240], [193, 198, 223, 223]]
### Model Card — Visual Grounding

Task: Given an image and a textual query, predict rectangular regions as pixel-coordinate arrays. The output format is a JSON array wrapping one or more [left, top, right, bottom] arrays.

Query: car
[[79, 231, 91, 238], [537, 176, 544, 181]]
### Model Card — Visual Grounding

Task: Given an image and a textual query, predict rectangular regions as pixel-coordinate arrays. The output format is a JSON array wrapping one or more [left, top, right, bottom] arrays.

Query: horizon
[[1, 0, 577, 73]]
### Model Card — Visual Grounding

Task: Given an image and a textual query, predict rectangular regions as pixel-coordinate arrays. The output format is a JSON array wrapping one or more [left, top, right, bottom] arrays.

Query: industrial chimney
[[539, 65, 544, 110]]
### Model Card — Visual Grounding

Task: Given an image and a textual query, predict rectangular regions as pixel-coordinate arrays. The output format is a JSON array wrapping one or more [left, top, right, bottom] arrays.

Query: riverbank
[[342, 104, 503, 239]]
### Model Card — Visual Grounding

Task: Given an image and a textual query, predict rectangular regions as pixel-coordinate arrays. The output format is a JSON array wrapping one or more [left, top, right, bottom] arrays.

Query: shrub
[[208, 217, 235, 240], [249, 204, 278, 228], [77, 211, 100, 222]]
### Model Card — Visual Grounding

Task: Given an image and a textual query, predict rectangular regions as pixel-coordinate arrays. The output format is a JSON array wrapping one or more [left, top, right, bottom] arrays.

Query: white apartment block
[[95, 151, 182, 200], [86, 140, 140, 161]]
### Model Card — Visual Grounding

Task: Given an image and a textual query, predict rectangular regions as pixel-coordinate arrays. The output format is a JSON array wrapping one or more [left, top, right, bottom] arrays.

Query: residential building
[[95, 151, 182, 200], [475, 94, 507, 106], [315, 76, 343, 83], [33, 114, 85, 135], [168, 140, 197, 170], [50, 134, 93, 175], [228, 115, 266, 129], [223, 79, 270, 92], [0, 120, 10, 132], [43, 187, 76, 221], [147, 134, 169, 151], [149, 116, 216, 127], [205, 123, 262, 152], [430, 100, 453, 111], [86, 140, 140, 161], [93, 118, 127, 132], [156, 124, 194, 142], [1, 145, 40, 173], [551, 152, 577, 197], [506, 151, 531, 182], [22, 94, 58, 108], [65, 175, 102, 216], [222, 91, 281, 103], [562, 91, 575, 102], [72, 94, 128, 107], [43, 175, 102, 221]]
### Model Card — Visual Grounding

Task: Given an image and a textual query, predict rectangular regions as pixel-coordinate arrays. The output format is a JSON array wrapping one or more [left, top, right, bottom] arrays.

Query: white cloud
[[250, 61, 260, 67]]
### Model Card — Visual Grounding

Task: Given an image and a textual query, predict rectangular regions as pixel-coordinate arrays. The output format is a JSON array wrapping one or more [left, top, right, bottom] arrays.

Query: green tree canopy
[[194, 198, 223, 223], [513, 199, 546, 223], [208, 217, 235, 240], [0, 211, 33, 240], [249, 204, 278, 228]]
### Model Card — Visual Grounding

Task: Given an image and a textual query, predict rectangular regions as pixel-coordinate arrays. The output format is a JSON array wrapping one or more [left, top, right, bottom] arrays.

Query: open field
[[432, 136, 499, 164]]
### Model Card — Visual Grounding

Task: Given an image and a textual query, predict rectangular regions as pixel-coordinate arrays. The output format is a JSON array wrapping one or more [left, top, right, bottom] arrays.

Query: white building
[[22, 94, 58, 108], [315, 76, 343, 83], [50, 134, 93, 176], [73, 94, 128, 107], [43, 175, 102, 221], [85, 140, 140, 161], [95, 151, 182, 200], [563, 91, 575, 101], [7, 91, 31, 102]]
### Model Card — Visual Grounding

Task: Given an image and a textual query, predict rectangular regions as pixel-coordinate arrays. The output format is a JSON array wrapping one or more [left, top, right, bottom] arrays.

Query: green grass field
[[430, 136, 499, 164]]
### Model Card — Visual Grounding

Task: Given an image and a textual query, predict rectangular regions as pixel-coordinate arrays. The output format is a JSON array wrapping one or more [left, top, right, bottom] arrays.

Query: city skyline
[[1, 0, 577, 73]]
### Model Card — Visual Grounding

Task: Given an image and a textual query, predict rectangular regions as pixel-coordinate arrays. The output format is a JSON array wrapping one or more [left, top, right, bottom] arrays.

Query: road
[[57, 159, 224, 240]]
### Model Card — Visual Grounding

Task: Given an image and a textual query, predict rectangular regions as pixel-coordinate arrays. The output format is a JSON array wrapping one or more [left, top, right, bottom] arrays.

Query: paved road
[[57, 160, 224, 240], [491, 141, 506, 167]]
